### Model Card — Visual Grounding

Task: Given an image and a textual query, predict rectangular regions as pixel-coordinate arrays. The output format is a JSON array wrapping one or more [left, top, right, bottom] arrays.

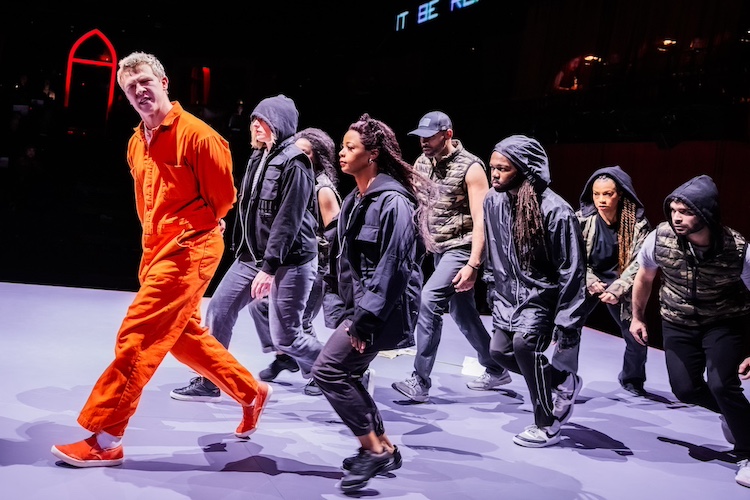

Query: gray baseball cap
[[408, 111, 452, 138]]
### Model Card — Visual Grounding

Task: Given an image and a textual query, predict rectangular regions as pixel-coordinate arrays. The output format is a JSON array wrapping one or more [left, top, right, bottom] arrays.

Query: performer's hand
[[739, 357, 750, 380], [349, 332, 368, 354], [599, 292, 618, 305], [452, 265, 477, 293], [629, 319, 649, 346], [251, 271, 273, 299], [587, 280, 607, 295]]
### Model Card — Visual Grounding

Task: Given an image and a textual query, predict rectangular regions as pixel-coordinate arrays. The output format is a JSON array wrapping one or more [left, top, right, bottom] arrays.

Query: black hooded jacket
[[325, 173, 424, 351], [233, 94, 317, 274], [484, 135, 587, 337]]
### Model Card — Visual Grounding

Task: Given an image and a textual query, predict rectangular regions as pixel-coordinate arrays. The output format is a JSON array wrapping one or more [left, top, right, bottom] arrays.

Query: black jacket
[[233, 94, 317, 274], [326, 173, 424, 351]]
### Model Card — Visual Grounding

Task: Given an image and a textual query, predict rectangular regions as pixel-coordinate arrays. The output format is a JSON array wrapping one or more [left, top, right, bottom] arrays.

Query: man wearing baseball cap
[[392, 111, 511, 403]]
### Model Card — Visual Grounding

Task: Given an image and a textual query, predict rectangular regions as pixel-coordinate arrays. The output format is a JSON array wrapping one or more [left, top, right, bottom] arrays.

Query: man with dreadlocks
[[483, 135, 588, 448], [561, 166, 652, 397]]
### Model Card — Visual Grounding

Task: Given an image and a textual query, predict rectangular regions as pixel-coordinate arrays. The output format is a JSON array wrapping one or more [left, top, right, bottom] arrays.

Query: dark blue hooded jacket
[[483, 135, 588, 337], [325, 173, 424, 351]]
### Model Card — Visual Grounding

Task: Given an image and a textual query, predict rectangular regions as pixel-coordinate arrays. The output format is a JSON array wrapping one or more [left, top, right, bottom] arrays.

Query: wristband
[[467, 263, 480, 271]]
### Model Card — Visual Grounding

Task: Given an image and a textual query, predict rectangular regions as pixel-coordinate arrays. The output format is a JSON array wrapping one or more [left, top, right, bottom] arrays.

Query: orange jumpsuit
[[77, 102, 260, 437]]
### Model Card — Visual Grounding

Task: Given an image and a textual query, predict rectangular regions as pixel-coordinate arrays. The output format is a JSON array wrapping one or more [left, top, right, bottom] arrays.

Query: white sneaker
[[736, 459, 750, 488], [513, 420, 562, 448], [553, 373, 582, 424], [466, 370, 512, 390]]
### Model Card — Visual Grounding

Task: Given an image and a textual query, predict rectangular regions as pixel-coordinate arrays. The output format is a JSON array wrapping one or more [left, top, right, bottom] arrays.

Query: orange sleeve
[[194, 134, 237, 220]]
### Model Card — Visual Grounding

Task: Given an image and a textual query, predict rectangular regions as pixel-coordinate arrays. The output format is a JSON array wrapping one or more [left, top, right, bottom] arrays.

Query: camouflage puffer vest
[[415, 141, 484, 253], [654, 222, 750, 327]]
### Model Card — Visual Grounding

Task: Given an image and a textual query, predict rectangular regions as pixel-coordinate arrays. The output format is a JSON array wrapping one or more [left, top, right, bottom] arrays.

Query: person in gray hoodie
[[170, 94, 323, 401], [483, 135, 588, 448], [630, 174, 750, 488]]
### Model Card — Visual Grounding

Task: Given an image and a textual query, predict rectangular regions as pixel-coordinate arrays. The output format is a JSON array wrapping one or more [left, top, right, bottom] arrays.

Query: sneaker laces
[[405, 376, 423, 390], [348, 449, 372, 474]]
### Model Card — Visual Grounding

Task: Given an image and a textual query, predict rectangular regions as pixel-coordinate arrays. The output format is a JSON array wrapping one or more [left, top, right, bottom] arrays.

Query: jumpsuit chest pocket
[[159, 163, 196, 201]]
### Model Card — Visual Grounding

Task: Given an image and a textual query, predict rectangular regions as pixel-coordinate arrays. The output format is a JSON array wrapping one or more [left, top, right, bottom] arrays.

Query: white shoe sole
[[169, 391, 221, 402], [51, 445, 124, 467], [512, 433, 561, 448]]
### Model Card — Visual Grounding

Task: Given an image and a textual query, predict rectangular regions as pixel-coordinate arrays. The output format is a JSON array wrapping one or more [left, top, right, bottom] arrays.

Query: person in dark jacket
[[630, 174, 750, 488], [170, 94, 324, 401], [246, 127, 342, 396], [568, 166, 652, 395], [312, 113, 431, 492], [484, 135, 588, 448]]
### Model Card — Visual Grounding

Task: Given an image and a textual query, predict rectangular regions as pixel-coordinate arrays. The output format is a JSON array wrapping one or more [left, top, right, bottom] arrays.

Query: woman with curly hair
[[312, 113, 432, 491]]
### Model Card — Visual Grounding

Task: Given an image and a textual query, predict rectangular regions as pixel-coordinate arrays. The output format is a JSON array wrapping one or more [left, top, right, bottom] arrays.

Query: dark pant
[[662, 316, 750, 459], [553, 296, 647, 386], [491, 326, 569, 428], [312, 320, 383, 437]]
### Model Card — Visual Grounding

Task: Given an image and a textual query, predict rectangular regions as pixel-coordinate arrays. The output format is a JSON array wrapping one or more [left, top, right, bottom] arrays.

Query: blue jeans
[[413, 247, 506, 388], [247, 268, 324, 353], [206, 256, 322, 378]]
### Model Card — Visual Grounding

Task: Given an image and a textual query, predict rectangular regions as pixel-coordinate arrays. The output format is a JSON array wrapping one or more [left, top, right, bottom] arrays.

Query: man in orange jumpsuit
[[51, 51, 270, 468]]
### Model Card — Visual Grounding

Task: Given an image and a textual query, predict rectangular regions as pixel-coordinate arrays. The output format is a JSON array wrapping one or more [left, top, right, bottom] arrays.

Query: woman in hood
[[577, 166, 652, 396], [312, 113, 432, 492], [170, 94, 323, 402], [246, 127, 343, 397]]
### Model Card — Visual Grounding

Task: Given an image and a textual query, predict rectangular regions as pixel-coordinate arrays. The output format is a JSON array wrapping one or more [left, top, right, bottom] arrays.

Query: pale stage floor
[[1, 282, 748, 499]]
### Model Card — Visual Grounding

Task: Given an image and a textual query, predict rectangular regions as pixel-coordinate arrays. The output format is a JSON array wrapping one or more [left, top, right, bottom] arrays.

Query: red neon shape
[[64, 29, 118, 121]]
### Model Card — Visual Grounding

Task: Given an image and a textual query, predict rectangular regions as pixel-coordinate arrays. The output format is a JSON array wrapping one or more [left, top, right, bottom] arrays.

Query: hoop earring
[[368, 158, 373, 164]]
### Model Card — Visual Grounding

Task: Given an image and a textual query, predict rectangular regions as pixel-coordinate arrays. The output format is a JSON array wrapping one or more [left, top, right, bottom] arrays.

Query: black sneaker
[[303, 378, 322, 396], [340, 449, 397, 491], [342, 445, 402, 473], [170, 376, 220, 402], [259, 354, 300, 382], [621, 381, 648, 397]]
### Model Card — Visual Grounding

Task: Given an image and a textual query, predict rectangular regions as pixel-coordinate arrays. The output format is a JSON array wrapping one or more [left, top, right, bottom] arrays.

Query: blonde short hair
[[117, 52, 166, 88]]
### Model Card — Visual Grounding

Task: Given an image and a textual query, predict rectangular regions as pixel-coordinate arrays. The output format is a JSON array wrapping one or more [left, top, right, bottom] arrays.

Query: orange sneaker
[[235, 382, 273, 438], [51, 435, 124, 467]]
